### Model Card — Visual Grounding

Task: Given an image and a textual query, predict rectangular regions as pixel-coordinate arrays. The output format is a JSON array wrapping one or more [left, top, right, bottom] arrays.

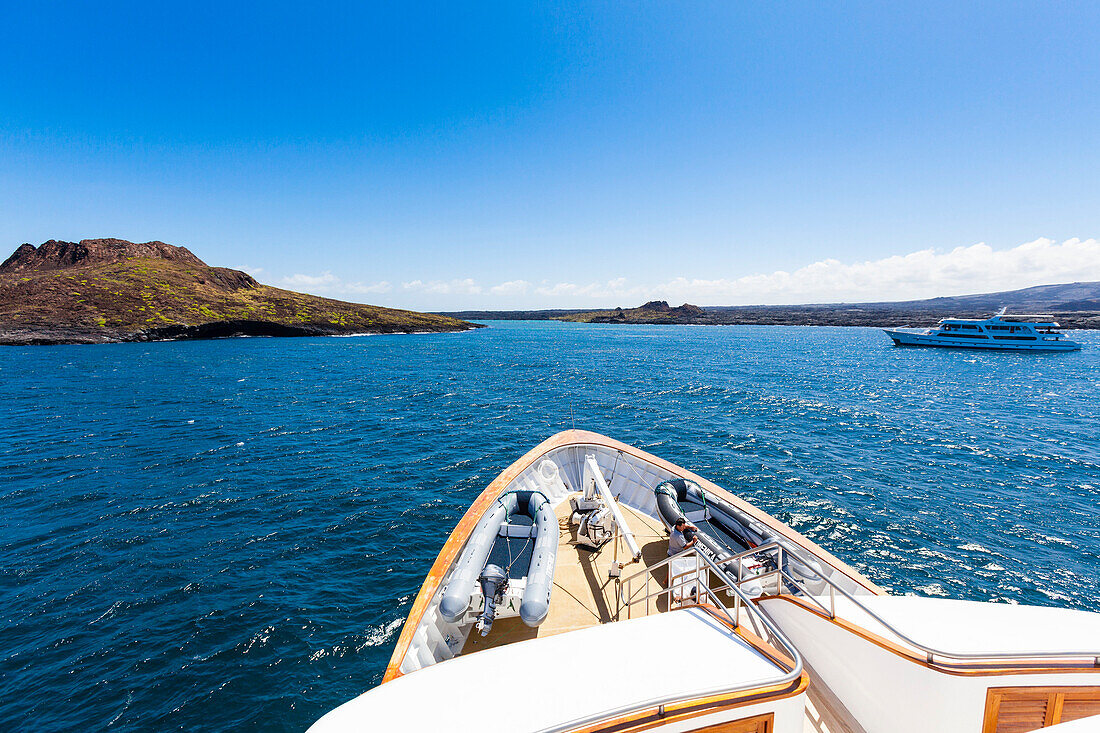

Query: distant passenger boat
[[884, 309, 1081, 351]]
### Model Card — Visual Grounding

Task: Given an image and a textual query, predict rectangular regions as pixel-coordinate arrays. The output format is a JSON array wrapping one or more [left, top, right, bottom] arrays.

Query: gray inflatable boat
[[438, 490, 558, 629]]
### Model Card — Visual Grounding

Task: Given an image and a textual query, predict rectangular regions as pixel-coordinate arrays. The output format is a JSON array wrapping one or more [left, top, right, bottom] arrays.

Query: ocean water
[[2, 321, 1098, 730]]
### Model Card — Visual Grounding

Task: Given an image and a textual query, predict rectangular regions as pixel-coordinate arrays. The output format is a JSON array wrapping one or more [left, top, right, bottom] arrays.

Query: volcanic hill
[[558, 300, 707, 324], [0, 238, 478, 344]]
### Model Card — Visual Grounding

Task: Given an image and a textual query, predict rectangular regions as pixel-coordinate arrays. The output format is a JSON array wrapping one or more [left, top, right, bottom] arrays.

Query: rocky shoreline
[[0, 319, 474, 346], [0, 239, 480, 345]]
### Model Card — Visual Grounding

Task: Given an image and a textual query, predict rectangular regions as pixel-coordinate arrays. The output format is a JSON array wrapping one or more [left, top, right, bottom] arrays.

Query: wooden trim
[[561, 677, 805, 733], [982, 686, 1100, 732], [383, 429, 881, 682], [678, 603, 798, 672], [981, 691, 1002, 733], [763, 595, 1100, 678], [1045, 692, 1064, 727], [735, 626, 797, 672]]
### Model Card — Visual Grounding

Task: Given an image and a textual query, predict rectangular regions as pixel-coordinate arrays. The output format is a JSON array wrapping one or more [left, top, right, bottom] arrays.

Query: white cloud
[[275, 237, 1100, 308], [533, 277, 635, 298], [402, 278, 483, 295], [279, 271, 391, 295], [647, 237, 1100, 305], [282, 271, 339, 288], [489, 279, 530, 296], [345, 281, 393, 295], [446, 237, 1100, 306]]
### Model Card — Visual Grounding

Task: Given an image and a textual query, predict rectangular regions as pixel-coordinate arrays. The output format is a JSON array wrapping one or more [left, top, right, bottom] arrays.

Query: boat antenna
[[570, 401, 576, 430], [995, 306, 1007, 317]]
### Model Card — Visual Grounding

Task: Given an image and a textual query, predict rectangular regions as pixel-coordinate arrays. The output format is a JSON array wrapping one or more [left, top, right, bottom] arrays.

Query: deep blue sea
[[2, 321, 1098, 730]]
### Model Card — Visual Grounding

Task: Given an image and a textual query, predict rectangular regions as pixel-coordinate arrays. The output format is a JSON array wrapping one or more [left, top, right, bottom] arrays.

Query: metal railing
[[618, 547, 804, 678], [722, 541, 1100, 669]]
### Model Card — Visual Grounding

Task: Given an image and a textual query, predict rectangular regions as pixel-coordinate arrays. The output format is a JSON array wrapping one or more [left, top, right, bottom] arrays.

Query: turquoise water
[[2, 321, 1098, 730]]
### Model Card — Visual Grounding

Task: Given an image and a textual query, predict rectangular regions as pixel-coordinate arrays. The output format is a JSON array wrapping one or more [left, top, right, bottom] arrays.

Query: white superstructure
[[311, 431, 1100, 733], [884, 309, 1081, 351]]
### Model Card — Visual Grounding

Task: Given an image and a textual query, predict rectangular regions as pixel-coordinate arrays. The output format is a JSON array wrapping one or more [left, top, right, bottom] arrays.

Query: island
[[440, 282, 1100, 329], [0, 238, 480, 345], [558, 301, 706, 324]]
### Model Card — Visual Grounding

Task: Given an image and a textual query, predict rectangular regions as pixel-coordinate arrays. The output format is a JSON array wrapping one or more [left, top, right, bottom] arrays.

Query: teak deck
[[463, 500, 670, 654], [383, 431, 880, 733], [458, 499, 864, 733]]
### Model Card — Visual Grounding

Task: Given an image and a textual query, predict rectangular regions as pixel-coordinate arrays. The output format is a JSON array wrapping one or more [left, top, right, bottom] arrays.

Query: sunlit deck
[[463, 498, 670, 653], [459, 496, 864, 733]]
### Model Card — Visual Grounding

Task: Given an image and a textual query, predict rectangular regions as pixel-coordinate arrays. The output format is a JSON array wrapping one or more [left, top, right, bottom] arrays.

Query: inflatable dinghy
[[439, 490, 558, 630], [656, 479, 768, 552], [655, 478, 825, 589]]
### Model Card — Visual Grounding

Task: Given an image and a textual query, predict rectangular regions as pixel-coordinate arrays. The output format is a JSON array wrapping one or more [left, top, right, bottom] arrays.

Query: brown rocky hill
[[2, 238, 207, 272], [0, 238, 478, 344], [559, 300, 706, 324]]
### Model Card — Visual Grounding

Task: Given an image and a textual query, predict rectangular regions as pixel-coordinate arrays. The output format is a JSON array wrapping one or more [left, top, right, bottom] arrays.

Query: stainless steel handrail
[[618, 548, 805, 677], [739, 542, 1100, 667], [580, 549, 806, 733]]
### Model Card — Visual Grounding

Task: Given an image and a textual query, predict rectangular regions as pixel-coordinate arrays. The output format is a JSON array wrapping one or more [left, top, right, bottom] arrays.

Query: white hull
[[884, 328, 1081, 351], [312, 431, 1100, 733]]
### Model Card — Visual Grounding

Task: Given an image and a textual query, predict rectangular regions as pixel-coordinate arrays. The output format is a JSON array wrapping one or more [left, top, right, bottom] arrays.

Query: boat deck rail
[[725, 541, 1100, 670], [618, 546, 804, 680]]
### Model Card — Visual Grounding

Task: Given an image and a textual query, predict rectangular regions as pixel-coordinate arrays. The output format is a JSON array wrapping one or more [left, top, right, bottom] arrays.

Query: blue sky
[[2, 2, 1099, 309]]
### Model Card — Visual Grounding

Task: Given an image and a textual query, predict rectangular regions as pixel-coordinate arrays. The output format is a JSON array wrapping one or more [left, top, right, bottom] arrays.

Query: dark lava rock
[[1, 238, 207, 273]]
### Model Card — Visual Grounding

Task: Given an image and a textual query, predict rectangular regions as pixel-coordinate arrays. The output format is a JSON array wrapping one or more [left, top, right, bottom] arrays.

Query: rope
[[697, 486, 710, 522], [506, 534, 533, 575]]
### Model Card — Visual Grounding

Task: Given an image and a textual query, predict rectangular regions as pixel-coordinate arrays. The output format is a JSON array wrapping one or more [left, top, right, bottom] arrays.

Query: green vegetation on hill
[[0, 239, 477, 344]]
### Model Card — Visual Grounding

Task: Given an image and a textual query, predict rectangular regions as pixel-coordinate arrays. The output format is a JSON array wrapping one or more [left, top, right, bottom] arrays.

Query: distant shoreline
[[437, 281, 1100, 330], [439, 307, 1100, 330]]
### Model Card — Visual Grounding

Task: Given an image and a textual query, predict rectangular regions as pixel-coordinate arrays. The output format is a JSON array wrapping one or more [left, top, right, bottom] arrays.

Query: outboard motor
[[475, 564, 508, 636]]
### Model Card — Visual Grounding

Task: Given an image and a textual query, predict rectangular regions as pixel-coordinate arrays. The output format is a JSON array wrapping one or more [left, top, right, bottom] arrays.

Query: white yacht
[[310, 431, 1100, 733], [884, 309, 1081, 351]]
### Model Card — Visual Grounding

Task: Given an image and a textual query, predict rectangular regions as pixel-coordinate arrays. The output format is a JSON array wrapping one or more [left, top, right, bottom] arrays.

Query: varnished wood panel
[[1061, 695, 1100, 722], [983, 687, 1100, 733]]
